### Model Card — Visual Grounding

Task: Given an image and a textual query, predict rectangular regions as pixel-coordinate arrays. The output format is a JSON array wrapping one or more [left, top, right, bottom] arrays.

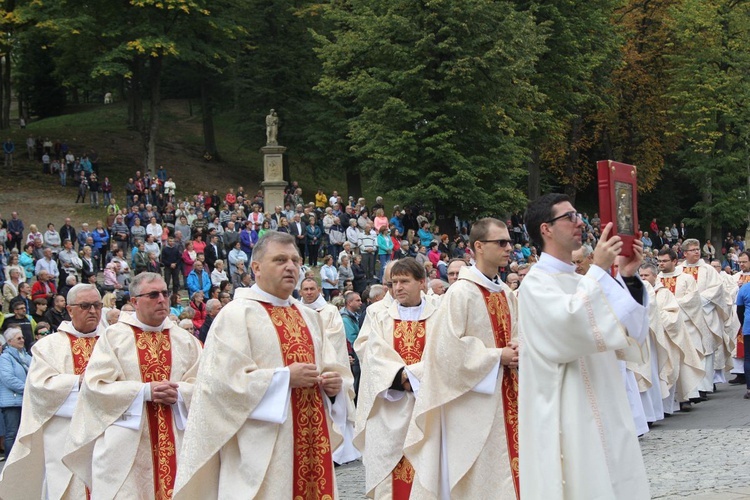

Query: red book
[[597, 160, 639, 257]]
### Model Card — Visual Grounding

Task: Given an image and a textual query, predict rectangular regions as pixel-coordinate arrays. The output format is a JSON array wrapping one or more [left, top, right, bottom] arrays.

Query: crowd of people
[[0, 167, 746, 499]]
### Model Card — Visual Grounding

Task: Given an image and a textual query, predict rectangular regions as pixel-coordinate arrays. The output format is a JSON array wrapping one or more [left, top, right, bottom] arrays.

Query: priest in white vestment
[[300, 276, 360, 465], [173, 232, 349, 499], [63, 273, 202, 499], [354, 258, 437, 499], [639, 263, 704, 413], [405, 218, 519, 499], [680, 238, 731, 385], [518, 194, 650, 500], [0, 284, 104, 500]]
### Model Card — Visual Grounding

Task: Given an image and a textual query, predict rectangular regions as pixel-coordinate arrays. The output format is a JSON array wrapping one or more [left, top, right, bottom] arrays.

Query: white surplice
[[518, 253, 650, 500]]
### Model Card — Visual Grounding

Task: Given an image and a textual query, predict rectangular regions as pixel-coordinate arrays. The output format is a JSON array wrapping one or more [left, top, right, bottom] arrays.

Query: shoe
[[680, 402, 692, 412], [729, 376, 746, 385], [744, 391, 750, 400]]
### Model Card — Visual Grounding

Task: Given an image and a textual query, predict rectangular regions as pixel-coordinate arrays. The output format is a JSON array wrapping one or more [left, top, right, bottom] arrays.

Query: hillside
[[0, 100, 346, 231]]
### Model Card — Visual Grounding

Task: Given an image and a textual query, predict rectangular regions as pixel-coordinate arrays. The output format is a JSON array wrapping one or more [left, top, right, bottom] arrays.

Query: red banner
[[132, 327, 177, 500], [478, 286, 519, 498], [261, 303, 335, 500]]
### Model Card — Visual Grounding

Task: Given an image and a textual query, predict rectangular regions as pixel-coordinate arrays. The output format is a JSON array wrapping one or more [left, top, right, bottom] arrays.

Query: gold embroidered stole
[[683, 266, 699, 281], [132, 327, 177, 500], [390, 319, 426, 499], [66, 334, 97, 375], [260, 303, 335, 500], [478, 285, 519, 498], [661, 276, 677, 294]]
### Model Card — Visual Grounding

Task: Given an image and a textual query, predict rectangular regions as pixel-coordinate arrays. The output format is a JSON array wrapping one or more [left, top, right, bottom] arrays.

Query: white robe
[[62, 315, 202, 499], [0, 321, 103, 500], [518, 253, 650, 500], [173, 285, 349, 500]]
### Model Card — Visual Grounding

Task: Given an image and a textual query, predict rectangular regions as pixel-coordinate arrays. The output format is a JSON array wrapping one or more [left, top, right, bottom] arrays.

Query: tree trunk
[[2, 52, 11, 129], [703, 176, 712, 242], [527, 150, 541, 201], [127, 58, 143, 130], [346, 167, 362, 200], [71, 87, 79, 105], [143, 55, 163, 178], [200, 79, 220, 161]]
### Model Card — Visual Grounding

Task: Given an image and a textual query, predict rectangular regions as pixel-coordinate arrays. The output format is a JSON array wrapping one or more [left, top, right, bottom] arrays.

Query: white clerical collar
[[130, 315, 170, 332], [659, 269, 681, 277], [57, 320, 100, 338], [538, 252, 576, 273], [469, 265, 503, 292], [250, 284, 293, 307], [683, 260, 703, 267], [397, 300, 425, 321], [302, 294, 327, 311]]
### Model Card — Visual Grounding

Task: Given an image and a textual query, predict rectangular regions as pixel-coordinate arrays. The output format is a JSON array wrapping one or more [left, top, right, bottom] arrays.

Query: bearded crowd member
[[299, 277, 360, 465], [354, 257, 438, 499], [0, 284, 105, 499], [405, 217, 519, 499], [680, 238, 731, 388], [173, 231, 349, 499], [63, 273, 202, 498], [657, 248, 710, 409], [640, 263, 705, 414], [730, 252, 750, 385], [518, 194, 650, 499]]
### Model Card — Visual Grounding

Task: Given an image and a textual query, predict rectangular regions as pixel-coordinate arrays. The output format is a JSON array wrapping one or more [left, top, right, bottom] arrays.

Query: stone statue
[[266, 109, 279, 146]]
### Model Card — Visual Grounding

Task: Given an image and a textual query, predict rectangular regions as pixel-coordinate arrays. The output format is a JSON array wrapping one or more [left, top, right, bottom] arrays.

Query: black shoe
[[680, 402, 692, 412], [729, 375, 746, 385], [744, 391, 750, 400]]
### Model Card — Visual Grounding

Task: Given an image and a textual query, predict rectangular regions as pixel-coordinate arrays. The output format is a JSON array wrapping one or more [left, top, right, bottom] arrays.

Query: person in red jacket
[[30, 270, 57, 304]]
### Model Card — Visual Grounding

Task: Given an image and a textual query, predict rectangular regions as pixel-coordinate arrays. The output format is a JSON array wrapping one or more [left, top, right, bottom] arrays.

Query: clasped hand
[[289, 362, 342, 397], [501, 342, 519, 368], [150, 381, 180, 405]]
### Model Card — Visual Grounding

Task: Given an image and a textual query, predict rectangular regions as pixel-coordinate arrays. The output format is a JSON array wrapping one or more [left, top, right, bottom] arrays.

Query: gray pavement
[[336, 382, 750, 499]]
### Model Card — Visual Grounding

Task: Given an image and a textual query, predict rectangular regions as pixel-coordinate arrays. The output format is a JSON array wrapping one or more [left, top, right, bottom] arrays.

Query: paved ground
[[336, 382, 750, 499]]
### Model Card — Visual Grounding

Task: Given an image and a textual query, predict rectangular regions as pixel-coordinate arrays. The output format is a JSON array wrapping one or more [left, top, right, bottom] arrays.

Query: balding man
[[0, 284, 105, 499], [571, 246, 593, 275], [428, 279, 446, 296], [446, 258, 467, 285], [198, 298, 223, 343]]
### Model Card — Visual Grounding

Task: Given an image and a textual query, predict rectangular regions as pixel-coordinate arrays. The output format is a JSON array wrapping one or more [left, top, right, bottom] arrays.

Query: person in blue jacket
[[0, 327, 29, 460], [186, 260, 211, 298]]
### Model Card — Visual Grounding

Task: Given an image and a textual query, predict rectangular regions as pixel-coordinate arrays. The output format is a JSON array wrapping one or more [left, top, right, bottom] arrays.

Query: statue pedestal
[[261, 145, 287, 210]]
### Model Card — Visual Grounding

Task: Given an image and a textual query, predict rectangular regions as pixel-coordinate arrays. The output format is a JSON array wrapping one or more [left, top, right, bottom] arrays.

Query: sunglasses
[[70, 302, 104, 311], [479, 239, 512, 248]]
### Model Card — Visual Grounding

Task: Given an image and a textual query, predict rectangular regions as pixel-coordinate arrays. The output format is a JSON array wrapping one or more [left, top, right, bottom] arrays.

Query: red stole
[[661, 276, 677, 294], [132, 327, 177, 500], [478, 285, 520, 498], [260, 303, 335, 500], [66, 334, 97, 375], [67, 333, 97, 500], [391, 319, 427, 499], [683, 266, 699, 281]]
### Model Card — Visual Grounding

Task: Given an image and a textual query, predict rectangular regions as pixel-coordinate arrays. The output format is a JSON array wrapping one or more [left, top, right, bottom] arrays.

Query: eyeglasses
[[70, 302, 104, 310], [134, 290, 170, 300], [384, 282, 393, 289], [479, 239, 512, 248], [546, 211, 582, 224]]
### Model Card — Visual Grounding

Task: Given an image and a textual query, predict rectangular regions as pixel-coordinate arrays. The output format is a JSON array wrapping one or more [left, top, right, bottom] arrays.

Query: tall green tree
[[315, 0, 545, 220], [665, 0, 750, 242]]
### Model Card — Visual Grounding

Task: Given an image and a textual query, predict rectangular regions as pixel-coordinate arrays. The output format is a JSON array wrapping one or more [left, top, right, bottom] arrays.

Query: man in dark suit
[[198, 298, 222, 343], [204, 233, 225, 272], [289, 213, 307, 259]]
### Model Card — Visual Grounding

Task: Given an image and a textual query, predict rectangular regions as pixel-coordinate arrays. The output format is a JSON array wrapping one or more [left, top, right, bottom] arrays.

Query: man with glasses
[[405, 218, 519, 499], [641, 262, 706, 413], [0, 284, 104, 499], [730, 252, 750, 385], [680, 238, 731, 391], [518, 194, 650, 499], [63, 273, 202, 499]]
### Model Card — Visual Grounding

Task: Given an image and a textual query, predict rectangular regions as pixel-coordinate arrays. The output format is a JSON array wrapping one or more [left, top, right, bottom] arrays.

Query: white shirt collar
[[397, 300, 425, 321], [302, 294, 327, 311], [129, 315, 171, 332], [538, 252, 576, 273], [250, 284, 293, 307]]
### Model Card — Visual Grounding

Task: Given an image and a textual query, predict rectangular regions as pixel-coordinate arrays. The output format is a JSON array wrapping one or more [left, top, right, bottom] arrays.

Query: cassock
[[660, 268, 714, 393], [354, 296, 437, 499], [626, 282, 669, 424], [302, 294, 360, 465], [518, 253, 650, 500], [731, 272, 750, 375], [172, 285, 350, 500], [0, 321, 102, 500], [62, 314, 202, 499], [680, 261, 731, 383], [652, 283, 705, 411], [405, 265, 519, 500]]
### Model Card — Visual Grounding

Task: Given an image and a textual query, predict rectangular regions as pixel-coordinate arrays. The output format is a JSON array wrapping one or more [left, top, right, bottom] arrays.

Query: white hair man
[[0, 284, 105, 499], [63, 273, 202, 498]]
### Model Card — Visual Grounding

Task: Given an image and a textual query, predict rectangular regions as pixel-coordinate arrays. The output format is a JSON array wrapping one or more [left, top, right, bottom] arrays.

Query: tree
[[315, 0, 545, 220], [665, 0, 750, 242]]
